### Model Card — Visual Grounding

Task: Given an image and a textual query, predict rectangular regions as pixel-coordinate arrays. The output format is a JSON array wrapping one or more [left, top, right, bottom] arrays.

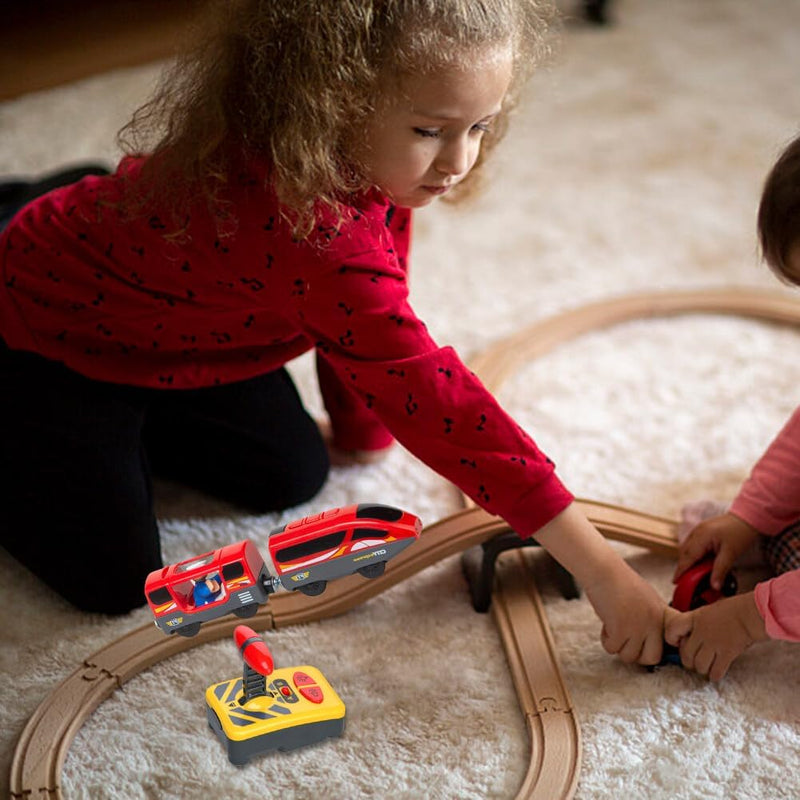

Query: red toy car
[[671, 555, 737, 613], [658, 555, 738, 666]]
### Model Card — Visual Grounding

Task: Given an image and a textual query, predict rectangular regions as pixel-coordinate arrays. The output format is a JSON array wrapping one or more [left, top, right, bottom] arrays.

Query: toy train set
[[145, 503, 423, 637], [144, 502, 421, 763], [15, 290, 786, 800]]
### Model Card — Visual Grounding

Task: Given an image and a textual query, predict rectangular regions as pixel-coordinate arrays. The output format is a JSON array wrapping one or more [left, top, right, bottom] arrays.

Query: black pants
[[0, 342, 329, 614]]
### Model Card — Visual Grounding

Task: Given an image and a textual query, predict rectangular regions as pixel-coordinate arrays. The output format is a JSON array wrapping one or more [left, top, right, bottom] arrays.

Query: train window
[[352, 527, 389, 541], [175, 554, 214, 574], [355, 504, 402, 522], [274, 530, 347, 563], [148, 587, 172, 606], [222, 560, 245, 581]]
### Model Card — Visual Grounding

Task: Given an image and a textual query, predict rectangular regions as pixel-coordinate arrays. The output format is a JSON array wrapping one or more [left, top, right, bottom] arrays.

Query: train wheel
[[357, 562, 386, 579], [299, 580, 327, 596], [233, 603, 259, 619], [177, 622, 201, 637]]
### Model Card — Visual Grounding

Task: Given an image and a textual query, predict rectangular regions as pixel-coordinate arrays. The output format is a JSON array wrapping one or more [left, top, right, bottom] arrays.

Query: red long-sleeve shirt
[[0, 155, 573, 535]]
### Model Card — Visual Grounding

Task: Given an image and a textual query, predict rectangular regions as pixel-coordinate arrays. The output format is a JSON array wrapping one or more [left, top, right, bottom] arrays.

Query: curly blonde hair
[[119, 0, 555, 235]]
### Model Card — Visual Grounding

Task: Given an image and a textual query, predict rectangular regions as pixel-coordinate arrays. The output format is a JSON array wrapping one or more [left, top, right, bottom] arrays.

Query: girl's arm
[[535, 503, 667, 665], [316, 350, 395, 454]]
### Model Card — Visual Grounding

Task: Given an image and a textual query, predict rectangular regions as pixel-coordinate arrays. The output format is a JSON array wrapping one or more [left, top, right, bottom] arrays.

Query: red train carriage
[[267, 503, 422, 596], [145, 539, 276, 637]]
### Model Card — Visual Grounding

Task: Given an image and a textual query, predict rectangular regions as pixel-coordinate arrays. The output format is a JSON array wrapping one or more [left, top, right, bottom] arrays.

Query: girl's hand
[[664, 592, 768, 681], [533, 503, 667, 666], [583, 560, 667, 665], [673, 512, 759, 591]]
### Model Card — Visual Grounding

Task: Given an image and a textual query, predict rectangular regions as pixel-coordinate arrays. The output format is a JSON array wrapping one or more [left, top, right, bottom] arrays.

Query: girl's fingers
[[639, 632, 663, 666], [664, 608, 692, 646], [616, 637, 642, 664]]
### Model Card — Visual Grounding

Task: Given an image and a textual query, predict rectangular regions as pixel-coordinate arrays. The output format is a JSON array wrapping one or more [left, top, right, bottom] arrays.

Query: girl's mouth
[[422, 184, 451, 196]]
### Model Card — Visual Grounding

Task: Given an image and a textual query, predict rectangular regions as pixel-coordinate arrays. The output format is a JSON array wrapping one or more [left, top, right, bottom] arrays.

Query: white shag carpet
[[2, 1, 799, 798]]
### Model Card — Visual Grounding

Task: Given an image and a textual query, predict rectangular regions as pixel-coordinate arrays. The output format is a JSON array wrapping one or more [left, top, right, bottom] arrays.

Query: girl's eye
[[413, 128, 441, 138], [472, 122, 491, 134]]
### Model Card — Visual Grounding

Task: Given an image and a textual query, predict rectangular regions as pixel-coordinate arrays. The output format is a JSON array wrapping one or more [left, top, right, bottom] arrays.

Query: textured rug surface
[[2, 1, 799, 798]]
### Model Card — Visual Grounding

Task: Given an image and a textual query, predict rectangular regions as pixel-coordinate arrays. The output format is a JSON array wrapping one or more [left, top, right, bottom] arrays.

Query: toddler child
[[667, 133, 800, 680], [0, 0, 666, 666]]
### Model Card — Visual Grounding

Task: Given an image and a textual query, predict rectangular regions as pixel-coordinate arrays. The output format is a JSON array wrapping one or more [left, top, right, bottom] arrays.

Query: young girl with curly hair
[[667, 133, 800, 680], [0, 0, 667, 666]]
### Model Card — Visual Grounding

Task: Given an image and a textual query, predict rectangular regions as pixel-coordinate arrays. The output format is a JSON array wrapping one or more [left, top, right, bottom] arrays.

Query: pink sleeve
[[754, 570, 800, 641], [730, 406, 800, 536]]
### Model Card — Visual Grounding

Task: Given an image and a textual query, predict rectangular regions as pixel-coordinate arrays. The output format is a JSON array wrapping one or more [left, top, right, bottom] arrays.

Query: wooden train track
[[10, 287, 800, 800]]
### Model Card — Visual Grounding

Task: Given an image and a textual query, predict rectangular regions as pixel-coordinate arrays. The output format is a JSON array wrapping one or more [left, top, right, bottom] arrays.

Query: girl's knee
[[244, 444, 330, 513]]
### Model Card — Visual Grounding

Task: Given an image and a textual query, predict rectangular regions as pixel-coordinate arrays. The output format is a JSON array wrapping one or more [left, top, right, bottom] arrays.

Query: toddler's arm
[[535, 503, 667, 665], [730, 405, 800, 536], [664, 591, 769, 681]]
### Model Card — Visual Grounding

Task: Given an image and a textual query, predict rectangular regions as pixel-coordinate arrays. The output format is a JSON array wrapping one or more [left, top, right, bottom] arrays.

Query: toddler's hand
[[664, 592, 768, 681], [584, 562, 667, 666], [674, 512, 759, 591]]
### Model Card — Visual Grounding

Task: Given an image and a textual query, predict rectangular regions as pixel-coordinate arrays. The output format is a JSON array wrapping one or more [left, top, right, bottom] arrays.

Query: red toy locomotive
[[266, 503, 422, 596]]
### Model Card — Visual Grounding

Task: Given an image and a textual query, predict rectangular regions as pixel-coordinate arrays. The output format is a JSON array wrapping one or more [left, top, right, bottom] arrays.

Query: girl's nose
[[435, 136, 472, 177]]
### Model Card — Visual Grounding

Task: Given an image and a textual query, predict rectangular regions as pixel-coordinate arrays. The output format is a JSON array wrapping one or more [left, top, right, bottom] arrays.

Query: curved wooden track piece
[[491, 549, 581, 799], [11, 287, 799, 800]]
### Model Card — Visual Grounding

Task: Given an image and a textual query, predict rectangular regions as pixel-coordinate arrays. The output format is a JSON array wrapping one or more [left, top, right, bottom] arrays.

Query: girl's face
[[359, 52, 513, 208]]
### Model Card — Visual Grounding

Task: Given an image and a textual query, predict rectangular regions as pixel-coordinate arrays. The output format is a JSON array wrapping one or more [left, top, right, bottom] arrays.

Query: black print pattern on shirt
[[240, 277, 264, 291]]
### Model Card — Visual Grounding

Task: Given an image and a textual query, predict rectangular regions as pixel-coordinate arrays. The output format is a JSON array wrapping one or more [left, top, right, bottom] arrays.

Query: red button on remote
[[298, 685, 324, 704], [292, 671, 315, 687]]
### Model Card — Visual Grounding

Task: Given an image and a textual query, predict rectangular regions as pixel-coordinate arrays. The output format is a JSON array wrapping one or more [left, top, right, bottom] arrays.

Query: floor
[[1, 0, 200, 100]]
